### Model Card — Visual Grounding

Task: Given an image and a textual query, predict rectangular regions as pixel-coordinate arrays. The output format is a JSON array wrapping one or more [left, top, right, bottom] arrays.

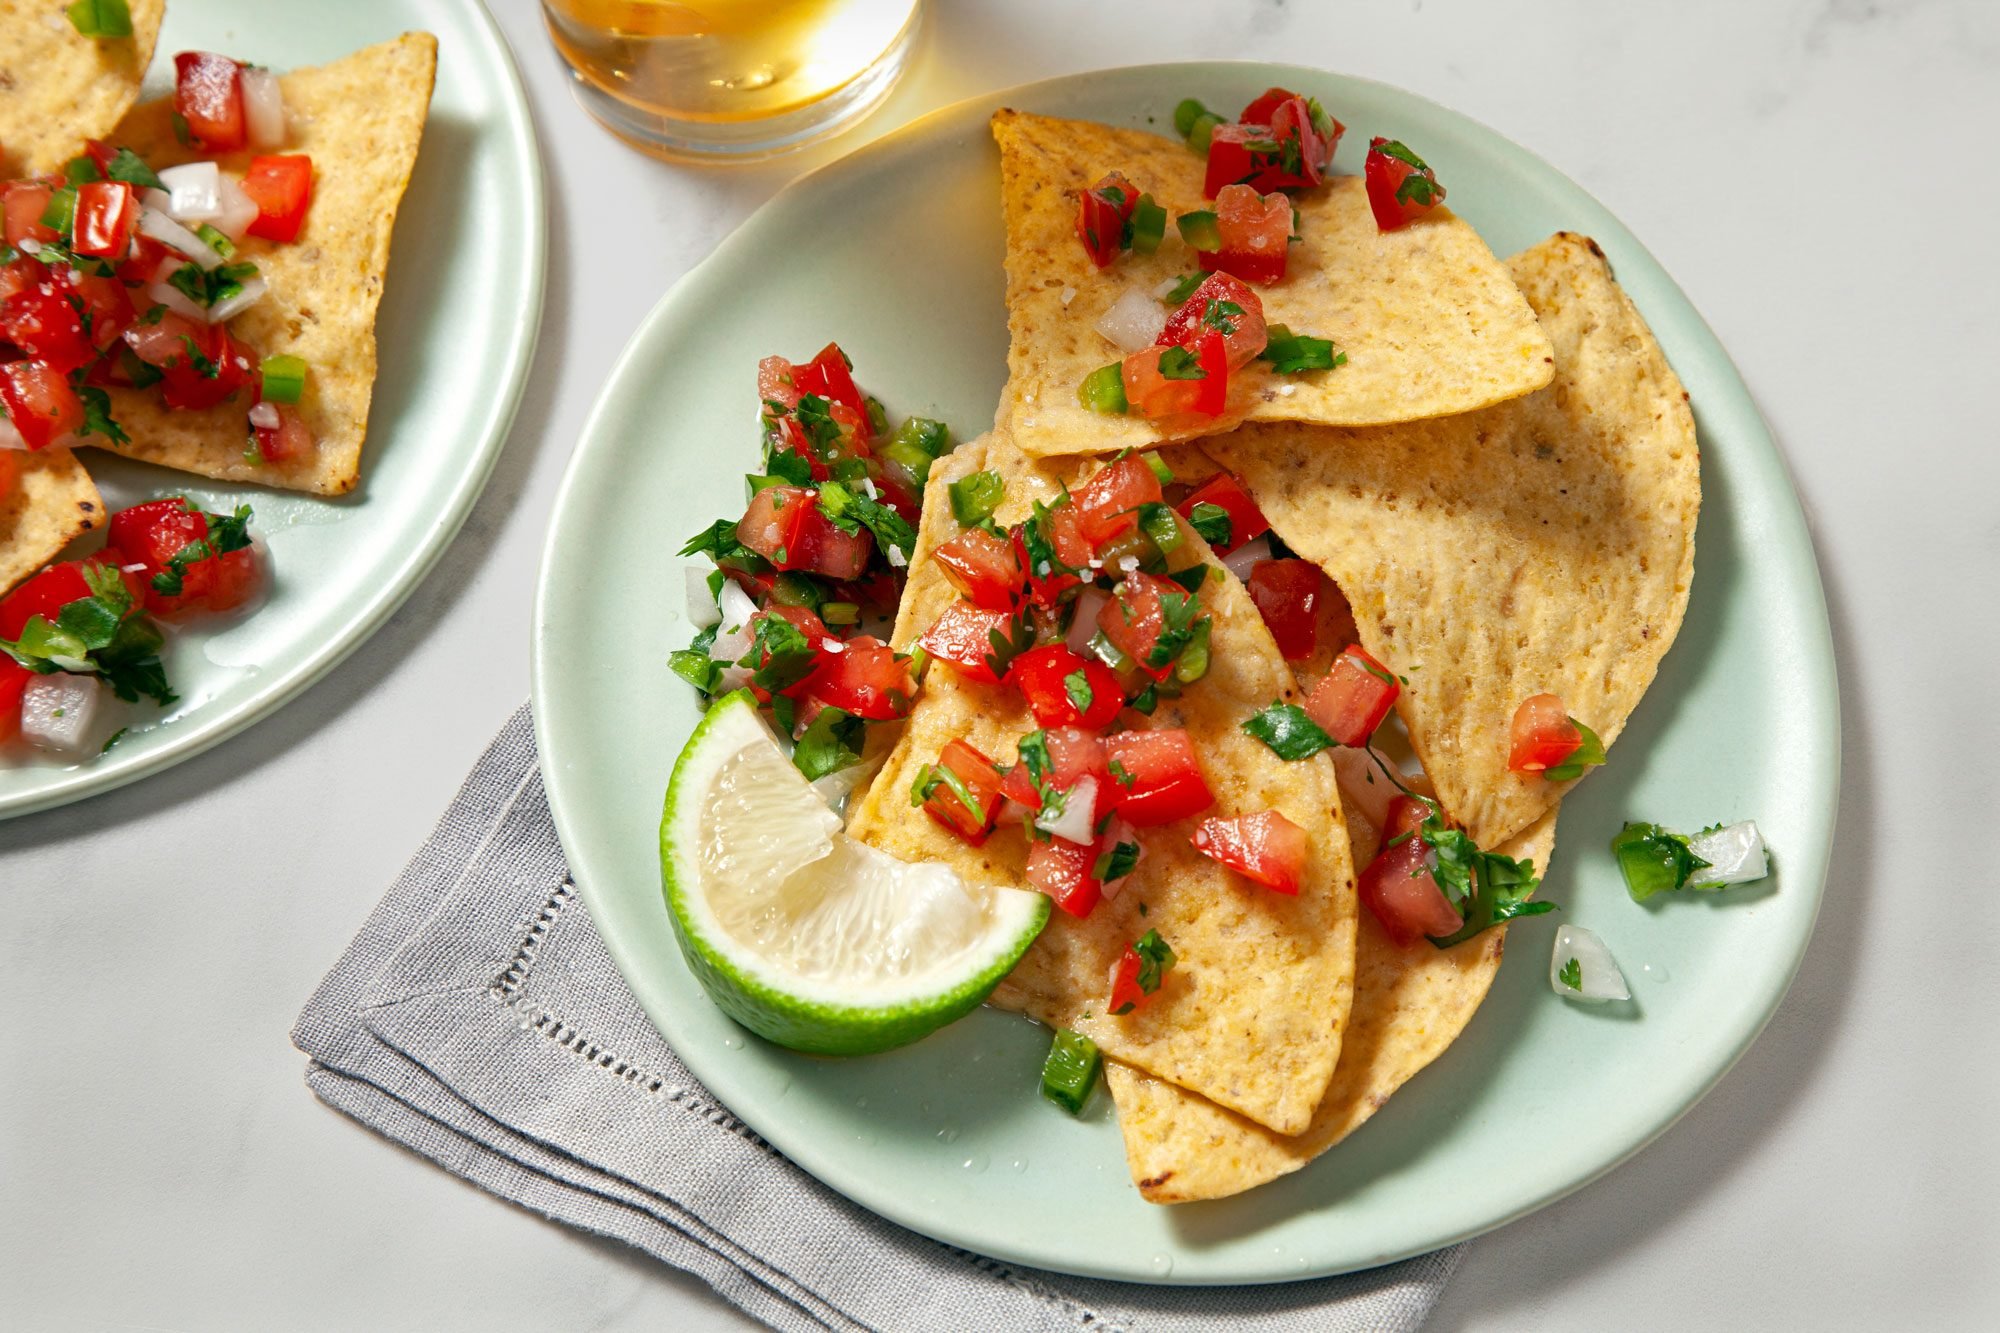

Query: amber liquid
[[544, 0, 921, 125]]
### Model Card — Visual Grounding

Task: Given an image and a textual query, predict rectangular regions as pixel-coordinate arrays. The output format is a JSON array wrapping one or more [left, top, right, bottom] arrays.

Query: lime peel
[[661, 691, 1049, 1056]]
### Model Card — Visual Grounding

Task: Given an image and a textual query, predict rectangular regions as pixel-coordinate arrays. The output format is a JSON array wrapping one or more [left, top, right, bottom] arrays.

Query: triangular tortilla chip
[[0, 0, 163, 175], [1105, 804, 1558, 1203], [991, 109, 1554, 457], [83, 32, 438, 496], [847, 433, 1359, 1136], [0, 448, 105, 592], [1206, 232, 1699, 848]]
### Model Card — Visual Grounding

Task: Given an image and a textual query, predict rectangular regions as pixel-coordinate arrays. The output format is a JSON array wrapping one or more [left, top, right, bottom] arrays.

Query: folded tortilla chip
[[1206, 232, 1699, 848], [847, 433, 1359, 1136], [1106, 805, 1558, 1204], [0, 448, 105, 592], [0, 0, 163, 175], [991, 109, 1553, 457], [83, 32, 438, 496]]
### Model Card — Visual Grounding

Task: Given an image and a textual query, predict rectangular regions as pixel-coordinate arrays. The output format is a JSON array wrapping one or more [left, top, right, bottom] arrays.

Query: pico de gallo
[[672, 342, 955, 787], [0, 494, 264, 759], [0, 51, 317, 464]]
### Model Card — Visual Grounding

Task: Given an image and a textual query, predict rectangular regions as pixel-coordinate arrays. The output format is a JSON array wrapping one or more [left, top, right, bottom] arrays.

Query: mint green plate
[[0, 0, 543, 820], [533, 65, 1836, 1283]]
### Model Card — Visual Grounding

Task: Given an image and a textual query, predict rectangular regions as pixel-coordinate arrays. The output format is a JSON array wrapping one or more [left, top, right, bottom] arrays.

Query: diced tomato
[[1120, 330, 1227, 422], [1096, 570, 1188, 680], [802, 635, 913, 720], [1202, 98, 1334, 198], [1507, 692, 1583, 773], [143, 319, 254, 411], [1, 273, 93, 376], [0, 447, 14, 501], [1103, 728, 1214, 826], [792, 508, 873, 581], [116, 233, 171, 288], [1074, 171, 1138, 269], [1240, 87, 1298, 125], [252, 400, 314, 462], [1383, 794, 1432, 841], [0, 656, 28, 746], [1364, 137, 1447, 231], [934, 526, 1024, 610], [1070, 454, 1163, 547], [1198, 184, 1293, 285], [1107, 942, 1170, 1013], [1027, 837, 1103, 919], [239, 155, 314, 244], [3, 182, 57, 250], [737, 485, 818, 567], [1005, 643, 1123, 730], [0, 361, 83, 450], [72, 273, 136, 352], [920, 739, 1006, 845], [82, 139, 120, 178], [70, 181, 138, 258], [174, 52, 247, 152], [917, 602, 1015, 684], [788, 341, 870, 442], [0, 560, 93, 639], [1174, 471, 1269, 554], [757, 354, 803, 413], [999, 726, 1110, 817], [1190, 810, 1309, 894], [1156, 271, 1267, 371], [1246, 558, 1320, 660], [1358, 830, 1463, 946], [1304, 644, 1400, 747], [1014, 503, 1090, 606], [107, 497, 261, 617]]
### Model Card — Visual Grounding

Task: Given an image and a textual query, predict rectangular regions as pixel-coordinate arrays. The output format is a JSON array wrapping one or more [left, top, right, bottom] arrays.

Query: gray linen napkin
[[293, 704, 1464, 1332]]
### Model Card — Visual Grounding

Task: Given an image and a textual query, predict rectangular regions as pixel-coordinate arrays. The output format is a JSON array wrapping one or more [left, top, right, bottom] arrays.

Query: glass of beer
[[542, 0, 925, 162]]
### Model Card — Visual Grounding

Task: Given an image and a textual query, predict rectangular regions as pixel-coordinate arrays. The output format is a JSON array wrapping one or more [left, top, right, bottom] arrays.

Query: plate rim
[[532, 60, 1839, 1284], [0, 0, 548, 821]]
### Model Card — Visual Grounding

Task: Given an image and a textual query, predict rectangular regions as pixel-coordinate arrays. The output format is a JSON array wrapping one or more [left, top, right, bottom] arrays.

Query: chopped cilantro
[[1156, 345, 1206, 382], [818, 480, 917, 561], [1132, 930, 1175, 993], [1543, 718, 1606, 782], [1093, 840, 1140, 883], [792, 706, 865, 782], [1242, 701, 1336, 760], [75, 387, 128, 447], [1558, 958, 1583, 992], [1062, 669, 1094, 715], [104, 147, 162, 190], [738, 615, 817, 694], [1163, 271, 1210, 304], [1424, 809, 1553, 946], [1185, 500, 1231, 548]]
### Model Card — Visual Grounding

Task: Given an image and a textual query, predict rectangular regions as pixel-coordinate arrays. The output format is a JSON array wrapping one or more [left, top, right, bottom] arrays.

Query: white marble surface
[[4, 0, 1996, 1328]]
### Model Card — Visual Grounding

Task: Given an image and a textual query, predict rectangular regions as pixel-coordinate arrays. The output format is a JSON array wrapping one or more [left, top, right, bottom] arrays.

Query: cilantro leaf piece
[[738, 614, 818, 694], [1558, 958, 1583, 991], [981, 608, 1037, 681], [1133, 930, 1176, 993], [1136, 502, 1181, 558], [1425, 811, 1553, 946], [1375, 139, 1431, 171], [1543, 718, 1607, 782], [1163, 271, 1210, 304], [792, 706, 865, 782], [760, 449, 814, 487], [1062, 669, 1094, 715], [1185, 500, 1231, 548], [105, 146, 163, 190], [1242, 701, 1336, 760], [75, 386, 129, 447], [1093, 840, 1140, 883], [1166, 565, 1209, 596], [1156, 345, 1207, 381]]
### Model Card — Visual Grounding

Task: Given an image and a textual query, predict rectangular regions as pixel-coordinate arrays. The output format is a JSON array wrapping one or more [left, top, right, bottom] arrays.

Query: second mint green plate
[[533, 64, 1836, 1283]]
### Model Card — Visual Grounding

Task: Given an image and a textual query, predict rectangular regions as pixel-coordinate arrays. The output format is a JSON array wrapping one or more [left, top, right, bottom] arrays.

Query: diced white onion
[[241, 67, 287, 149], [1035, 777, 1099, 846], [994, 798, 1029, 828], [1686, 821, 1768, 889], [212, 176, 260, 242], [0, 418, 26, 450], [248, 402, 280, 431], [1065, 587, 1110, 654], [707, 580, 759, 667], [158, 162, 222, 221], [684, 567, 720, 628], [1550, 925, 1631, 1002], [1059, 286, 1076, 306], [146, 279, 210, 324], [138, 208, 224, 270], [717, 578, 757, 633], [1093, 286, 1168, 353], [714, 664, 754, 695], [885, 544, 907, 568], [207, 275, 267, 322], [1221, 535, 1274, 582], [1329, 746, 1398, 833], [16, 237, 42, 256], [20, 674, 105, 757], [1152, 276, 1185, 301]]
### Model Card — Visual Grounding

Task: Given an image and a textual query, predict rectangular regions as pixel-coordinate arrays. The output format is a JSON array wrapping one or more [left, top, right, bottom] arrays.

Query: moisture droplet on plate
[[1008, 1157, 1029, 1173], [959, 1153, 989, 1174], [854, 1096, 868, 1109], [1641, 962, 1673, 983], [935, 1125, 961, 1144], [721, 1033, 744, 1050], [1149, 1253, 1174, 1276]]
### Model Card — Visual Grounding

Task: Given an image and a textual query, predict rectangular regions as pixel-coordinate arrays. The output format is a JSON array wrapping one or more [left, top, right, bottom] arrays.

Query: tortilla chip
[[0, 0, 163, 175], [1206, 233, 1698, 848], [0, 448, 104, 592], [847, 433, 1359, 1136], [82, 32, 438, 496], [1106, 805, 1559, 1204], [991, 109, 1553, 458]]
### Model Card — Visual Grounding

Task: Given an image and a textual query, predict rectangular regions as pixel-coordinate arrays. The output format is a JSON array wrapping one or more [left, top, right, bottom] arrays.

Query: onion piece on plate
[[1686, 820, 1768, 889], [20, 675, 106, 758], [1550, 924, 1631, 1002], [1034, 776, 1099, 846], [1221, 534, 1273, 582], [241, 67, 287, 149], [138, 208, 225, 270], [157, 162, 222, 222]]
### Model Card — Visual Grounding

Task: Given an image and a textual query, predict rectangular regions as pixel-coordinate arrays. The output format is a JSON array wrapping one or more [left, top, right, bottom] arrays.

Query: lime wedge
[[660, 691, 1049, 1055]]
